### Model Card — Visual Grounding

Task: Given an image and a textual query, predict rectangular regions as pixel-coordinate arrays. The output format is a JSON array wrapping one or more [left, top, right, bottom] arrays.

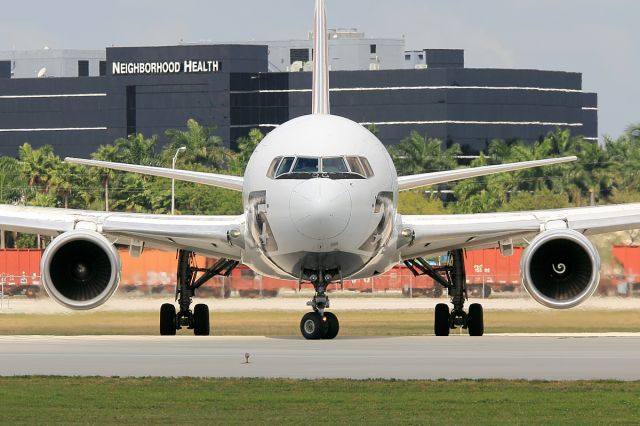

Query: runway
[[1, 334, 639, 380]]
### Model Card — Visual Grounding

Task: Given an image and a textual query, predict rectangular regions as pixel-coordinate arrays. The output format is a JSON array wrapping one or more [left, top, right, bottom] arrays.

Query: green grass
[[0, 377, 638, 425], [1, 309, 640, 335]]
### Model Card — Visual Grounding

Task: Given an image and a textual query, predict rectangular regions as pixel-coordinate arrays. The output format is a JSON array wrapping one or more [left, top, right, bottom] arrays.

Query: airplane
[[2, 0, 639, 339]]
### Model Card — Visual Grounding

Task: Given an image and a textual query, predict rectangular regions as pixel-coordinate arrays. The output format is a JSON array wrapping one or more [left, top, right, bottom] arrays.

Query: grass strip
[[0, 377, 638, 425], [0, 310, 639, 335]]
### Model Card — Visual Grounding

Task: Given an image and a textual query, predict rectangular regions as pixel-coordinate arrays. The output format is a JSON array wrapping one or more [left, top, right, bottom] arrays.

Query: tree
[[229, 128, 264, 176], [569, 139, 611, 206], [499, 189, 570, 212], [49, 162, 91, 209], [388, 131, 461, 176], [398, 190, 448, 214], [112, 133, 159, 166], [89, 134, 160, 212], [164, 119, 232, 171], [18, 143, 58, 193], [365, 124, 380, 137], [91, 144, 119, 211], [0, 156, 26, 204]]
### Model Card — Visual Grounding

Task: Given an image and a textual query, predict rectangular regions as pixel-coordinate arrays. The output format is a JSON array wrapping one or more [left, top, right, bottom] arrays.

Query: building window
[[418, 54, 424, 60], [370, 44, 377, 54], [126, 85, 136, 136], [404, 54, 411, 61], [78, 60, 89, 77], [0, 61, 10, 79], [99, 61, 106, 76], [290, 48, 310, 64]]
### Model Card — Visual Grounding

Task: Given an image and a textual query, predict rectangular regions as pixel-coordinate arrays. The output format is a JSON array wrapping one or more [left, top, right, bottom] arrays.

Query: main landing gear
[[405, 249, 484, 336], [160, 250, 238, 336], [299, 269, 340, 340]]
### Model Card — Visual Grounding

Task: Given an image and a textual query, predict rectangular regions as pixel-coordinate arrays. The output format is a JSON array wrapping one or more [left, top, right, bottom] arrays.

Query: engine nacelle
[[521, 229, 600, 309], [41, 230, 121, 310]]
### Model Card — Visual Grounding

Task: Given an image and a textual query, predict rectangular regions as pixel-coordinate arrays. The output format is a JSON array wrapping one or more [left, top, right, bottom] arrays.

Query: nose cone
[[290, 179, 352, 240]]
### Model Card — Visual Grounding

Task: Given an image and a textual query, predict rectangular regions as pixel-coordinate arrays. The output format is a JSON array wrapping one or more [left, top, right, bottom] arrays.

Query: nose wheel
[[300, 311, 340, 340], [299, 271, 341, 339]]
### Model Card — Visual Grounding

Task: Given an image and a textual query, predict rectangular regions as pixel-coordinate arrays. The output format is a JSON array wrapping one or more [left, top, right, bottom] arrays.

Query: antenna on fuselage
[[312, 0, 330, 115]]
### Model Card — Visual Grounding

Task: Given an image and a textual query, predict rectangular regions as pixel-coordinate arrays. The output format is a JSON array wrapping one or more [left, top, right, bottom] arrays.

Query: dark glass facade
[[0, 45, 597, 157]]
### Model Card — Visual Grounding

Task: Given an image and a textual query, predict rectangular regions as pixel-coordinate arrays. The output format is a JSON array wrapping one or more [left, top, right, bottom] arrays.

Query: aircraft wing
[[399, 203, 640, 260], [0, 205, 244, 260], [397, 156, 577, 191], [65, 158, 244, 192]]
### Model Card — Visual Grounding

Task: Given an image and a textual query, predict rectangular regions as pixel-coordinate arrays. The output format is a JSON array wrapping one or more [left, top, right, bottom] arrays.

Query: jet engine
[[521, 229, 600, 309], [41, 230, 121, 310]]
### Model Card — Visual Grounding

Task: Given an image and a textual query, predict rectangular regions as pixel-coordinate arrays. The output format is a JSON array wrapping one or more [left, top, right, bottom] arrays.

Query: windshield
[[268, 156, 374, 180], [292, 157, 320, 173], [275, 157, 295, 177], [322, 157, 349, 173]]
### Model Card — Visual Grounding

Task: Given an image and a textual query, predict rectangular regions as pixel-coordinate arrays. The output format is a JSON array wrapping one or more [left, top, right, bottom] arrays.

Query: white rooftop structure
[[235, 29, 406, 72], [0, 48, 105, 78]]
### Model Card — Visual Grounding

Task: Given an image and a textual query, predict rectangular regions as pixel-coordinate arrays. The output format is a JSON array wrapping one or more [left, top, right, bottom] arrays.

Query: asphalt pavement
[[1, 334, 639, 380]]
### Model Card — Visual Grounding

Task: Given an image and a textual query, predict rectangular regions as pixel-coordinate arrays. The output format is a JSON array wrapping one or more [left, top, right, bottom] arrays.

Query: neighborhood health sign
[[111, 60, 221, 75]]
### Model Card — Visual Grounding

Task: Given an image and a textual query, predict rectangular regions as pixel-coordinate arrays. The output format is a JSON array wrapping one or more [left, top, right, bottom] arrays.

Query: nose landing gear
[[405, 249, 484, 336], [299, 269, 341, 340]]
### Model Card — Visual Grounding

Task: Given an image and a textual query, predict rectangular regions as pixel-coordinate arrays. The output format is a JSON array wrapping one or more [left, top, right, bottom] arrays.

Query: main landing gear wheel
[[193, 303, 210, 336], [467, 303, 484, 336], [300, 312, 324, 340], [160, 303, 177, 336], [160, 249, 237, 336], [434, 303, 450, 336], [406, 249, 486, 337]]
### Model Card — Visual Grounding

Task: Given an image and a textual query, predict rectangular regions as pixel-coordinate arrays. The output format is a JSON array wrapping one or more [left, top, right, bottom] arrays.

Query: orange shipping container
[[0, 249, 42, 287], [119, 248, 207, 293]]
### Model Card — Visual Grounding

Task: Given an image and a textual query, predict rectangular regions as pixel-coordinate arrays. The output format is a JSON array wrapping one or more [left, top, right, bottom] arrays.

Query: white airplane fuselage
[[241, 114, 401, 282]]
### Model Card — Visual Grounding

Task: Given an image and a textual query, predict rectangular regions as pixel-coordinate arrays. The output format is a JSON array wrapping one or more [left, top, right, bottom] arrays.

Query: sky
[[0, 0, 637, 139]]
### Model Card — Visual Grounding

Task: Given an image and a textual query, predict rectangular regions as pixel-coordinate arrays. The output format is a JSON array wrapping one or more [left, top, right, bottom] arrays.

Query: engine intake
[[41, 230, 121, 310], [521, 229, 600, 309]]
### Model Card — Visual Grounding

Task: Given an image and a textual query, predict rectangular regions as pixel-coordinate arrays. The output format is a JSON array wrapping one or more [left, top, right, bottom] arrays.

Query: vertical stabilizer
[[312, 0, 330, 114]]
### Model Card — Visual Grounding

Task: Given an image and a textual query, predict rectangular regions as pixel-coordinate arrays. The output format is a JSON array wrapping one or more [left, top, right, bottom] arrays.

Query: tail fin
[[312, 0, 330, 114]]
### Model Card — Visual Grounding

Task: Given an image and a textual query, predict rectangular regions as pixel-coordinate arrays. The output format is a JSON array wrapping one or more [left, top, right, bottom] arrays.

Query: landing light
[[401, 228, 414, 238]]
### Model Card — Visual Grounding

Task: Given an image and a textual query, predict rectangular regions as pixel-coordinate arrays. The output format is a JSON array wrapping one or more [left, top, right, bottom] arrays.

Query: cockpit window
[[359, 157, 374, 177], [269, 156, 374, 180], [322, 157, 349, 173], [266, 157, 282, 178], [275, 156, 295, 177], [346, 157, 366, 177], [292, 157, 320, 173]]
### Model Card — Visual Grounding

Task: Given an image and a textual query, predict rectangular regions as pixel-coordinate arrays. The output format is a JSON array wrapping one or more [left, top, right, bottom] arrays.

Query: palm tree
[[229, 128, 264, 175], [0, 156, 26, 204], [570, 139, 611, 205], [164, 119, 232, 171], [91, 144, 118, 211], [388, 131, 461, 176], [113, 133, 159, 166], [18, 143, 58, 193], [49, 163, 90, 209]]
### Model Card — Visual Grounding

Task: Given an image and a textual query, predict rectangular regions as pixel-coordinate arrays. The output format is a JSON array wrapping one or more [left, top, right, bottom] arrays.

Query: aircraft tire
[[160, 303, 177, 336], [300, 312, 323, 340], [467, 303, 484, 336], [193, 303, 210, 336], [323, 312, 340, 339], [434, 303, 450, 336]]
